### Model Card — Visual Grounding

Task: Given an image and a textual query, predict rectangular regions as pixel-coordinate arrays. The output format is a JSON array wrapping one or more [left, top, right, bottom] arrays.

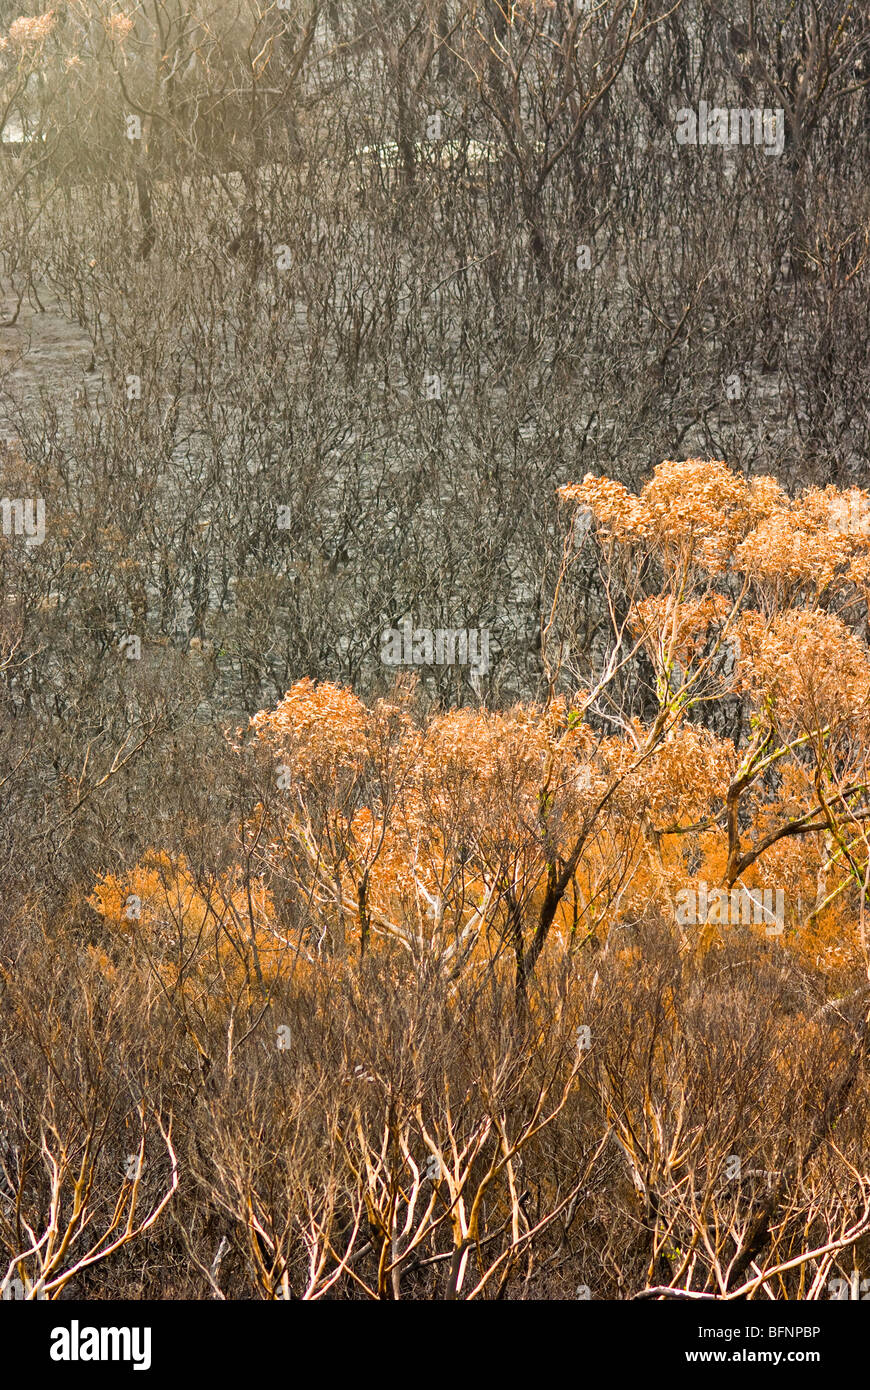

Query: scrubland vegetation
[[1, 1, 869, 1300]]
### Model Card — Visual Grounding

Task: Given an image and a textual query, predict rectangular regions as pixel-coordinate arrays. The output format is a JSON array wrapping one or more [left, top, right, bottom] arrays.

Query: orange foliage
[[87, 461, 870, 994]]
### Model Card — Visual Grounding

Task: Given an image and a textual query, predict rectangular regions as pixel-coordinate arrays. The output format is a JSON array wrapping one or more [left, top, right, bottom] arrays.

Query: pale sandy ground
[[0, 284, 96, 441]]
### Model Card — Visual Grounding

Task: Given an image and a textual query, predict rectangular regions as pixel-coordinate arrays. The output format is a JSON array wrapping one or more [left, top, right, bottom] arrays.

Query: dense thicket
[[0, 2, 869, 1299]]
